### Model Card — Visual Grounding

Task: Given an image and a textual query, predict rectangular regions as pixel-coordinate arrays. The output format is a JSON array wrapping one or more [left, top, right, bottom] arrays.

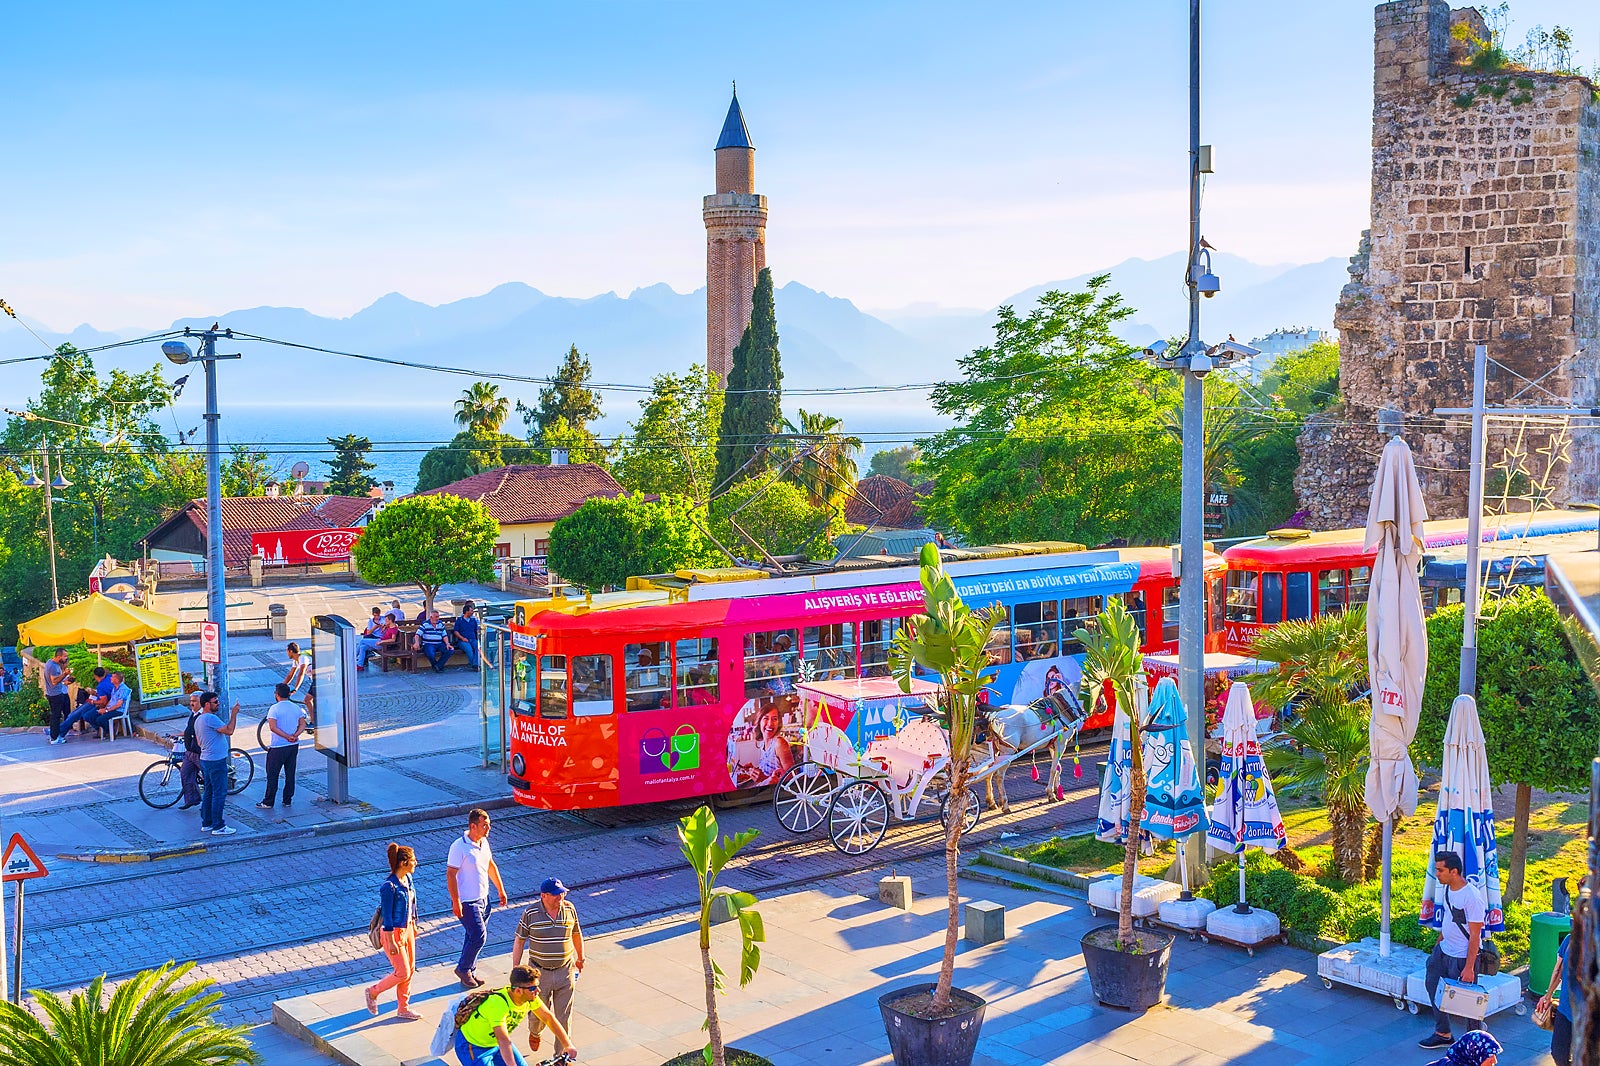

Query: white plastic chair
[[105, 706, 134, 740]]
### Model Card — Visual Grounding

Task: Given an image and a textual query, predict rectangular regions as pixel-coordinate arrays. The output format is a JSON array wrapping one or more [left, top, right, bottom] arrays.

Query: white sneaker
[[211, 826, 236, 836], [51, 736, 66, 745]]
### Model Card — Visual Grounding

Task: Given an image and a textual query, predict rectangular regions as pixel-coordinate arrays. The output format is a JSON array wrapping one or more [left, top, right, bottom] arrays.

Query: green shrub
[[0, 681, 48, 728], [1199, 852, 1343, 939]]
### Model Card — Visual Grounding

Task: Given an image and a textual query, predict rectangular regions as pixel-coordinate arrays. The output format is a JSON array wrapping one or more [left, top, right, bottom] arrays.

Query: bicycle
[[256, 706, 317, 752], [138, 739, 256, 809]]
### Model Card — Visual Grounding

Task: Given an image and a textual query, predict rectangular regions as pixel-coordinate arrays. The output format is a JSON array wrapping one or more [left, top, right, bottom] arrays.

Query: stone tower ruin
[[1295, 0, 1600, 528], [704, 89, 768, 386]]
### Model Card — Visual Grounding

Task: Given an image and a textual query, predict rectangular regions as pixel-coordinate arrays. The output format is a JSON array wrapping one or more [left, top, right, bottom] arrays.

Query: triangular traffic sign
[[1, 833, 47, 882]]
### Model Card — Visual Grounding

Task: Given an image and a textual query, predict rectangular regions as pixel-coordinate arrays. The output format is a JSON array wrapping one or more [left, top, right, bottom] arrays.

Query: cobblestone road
[[28, 763, 1102, 1025]]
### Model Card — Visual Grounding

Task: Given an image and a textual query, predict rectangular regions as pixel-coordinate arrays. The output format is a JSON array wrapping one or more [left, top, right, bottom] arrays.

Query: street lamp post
[[21, 441, 70, 611], [163, 329, 239, 709]]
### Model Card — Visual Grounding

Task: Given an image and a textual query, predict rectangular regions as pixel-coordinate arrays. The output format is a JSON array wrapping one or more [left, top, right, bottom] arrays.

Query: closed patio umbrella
[[1206, 681, 1286, 910], [1363, 434, 1430, 955], [1095, 679, 1148, 850], [1142, 676, 1209, 899], [1420, 694, 1504, 933]]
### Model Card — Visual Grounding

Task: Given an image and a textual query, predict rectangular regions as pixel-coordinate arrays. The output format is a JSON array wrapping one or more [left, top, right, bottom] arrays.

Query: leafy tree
[[413, 430, 534, 493], [868, 445, 918, 483], [546, 494, 717, 590], [678, 805, 763, 1066], [889, 542, 1001, 1010], [708, 477, 840, 562], [1252, 609, 1374, 883], [222, 444, 276, 497], [454, 381, 511, 435], [350, 495, 498, 611], [525, 415, 611, 468], [714, 268, 782, 492], [614, 366, 724, 501], [323, 434, 376, 497], [916, 279, 1181, 546], [0, 961, 258, 1066], [520, 345, 603, 438], [1416, 588, 1600, 902], [1230, 340, 1341, 534], [778, 409, 861, 508]]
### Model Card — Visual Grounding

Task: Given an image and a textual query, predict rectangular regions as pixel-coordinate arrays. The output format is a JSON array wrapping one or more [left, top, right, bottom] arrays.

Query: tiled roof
[[415, 464, 627, 526], [845, 476, 926, 530], [141, 495, 378, 568]]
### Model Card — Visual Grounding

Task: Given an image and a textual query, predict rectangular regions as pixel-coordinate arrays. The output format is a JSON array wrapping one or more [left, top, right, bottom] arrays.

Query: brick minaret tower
[[704, 88, 767, 385]]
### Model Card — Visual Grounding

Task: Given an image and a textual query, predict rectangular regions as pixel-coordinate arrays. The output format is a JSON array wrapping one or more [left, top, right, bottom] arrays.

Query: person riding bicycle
[[453, 965, 576, 1066]]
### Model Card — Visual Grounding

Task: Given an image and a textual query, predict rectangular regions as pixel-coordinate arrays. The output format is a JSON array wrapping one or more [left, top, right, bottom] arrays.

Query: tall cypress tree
[[715, 268, 782, 492]]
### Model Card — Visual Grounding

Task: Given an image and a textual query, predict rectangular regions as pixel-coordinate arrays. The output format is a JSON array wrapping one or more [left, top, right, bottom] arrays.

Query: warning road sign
[[1, 834, 47, 882]]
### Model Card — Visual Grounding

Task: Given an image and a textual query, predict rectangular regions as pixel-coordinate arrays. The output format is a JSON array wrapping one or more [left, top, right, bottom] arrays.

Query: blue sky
[[3, 1, 1597, 328]]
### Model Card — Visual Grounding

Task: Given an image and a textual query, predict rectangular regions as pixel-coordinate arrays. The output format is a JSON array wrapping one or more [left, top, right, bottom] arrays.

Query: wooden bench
[[377, 639, 416, 673]]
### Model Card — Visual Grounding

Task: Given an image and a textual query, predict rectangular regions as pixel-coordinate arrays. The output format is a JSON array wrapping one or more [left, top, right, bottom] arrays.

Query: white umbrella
[[1206, 682, 1286, 910], [1362, 434, 1430, 956], [1420, 694, 1505, 932]]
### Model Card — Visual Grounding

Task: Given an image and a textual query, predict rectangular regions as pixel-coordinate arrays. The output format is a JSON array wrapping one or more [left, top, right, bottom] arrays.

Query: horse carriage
[[771, 676, 1088, 855]]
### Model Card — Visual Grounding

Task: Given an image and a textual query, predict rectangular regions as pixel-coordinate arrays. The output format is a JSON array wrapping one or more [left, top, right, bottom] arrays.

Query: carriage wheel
[[939, 790, 982, 835], [773, 762, 836, 834], [827, 780, 889, 855]]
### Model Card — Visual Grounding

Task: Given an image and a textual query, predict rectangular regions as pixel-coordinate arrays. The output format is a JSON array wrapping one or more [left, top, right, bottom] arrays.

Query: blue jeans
[[61, 705, 110, 735], [356, 637, 383, 667], [421, 643, 451, 671], [457, 638, 480, 668], [454, 1028, 525, 1066], [457, 898, 491, 975], [200, 758, 229, 829]]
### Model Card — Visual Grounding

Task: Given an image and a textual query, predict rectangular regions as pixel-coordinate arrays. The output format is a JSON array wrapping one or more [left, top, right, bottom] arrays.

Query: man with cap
[[453, 964, 576, 1066], [511, 877, 585, 1054]]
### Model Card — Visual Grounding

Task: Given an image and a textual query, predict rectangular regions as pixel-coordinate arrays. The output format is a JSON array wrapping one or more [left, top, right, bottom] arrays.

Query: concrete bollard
[[964, 900, 1005, 945], [879, 875, 913, 911], [709, 894, 736, 925], [268, 604, 288, 642], [249, 556, 263, 588]]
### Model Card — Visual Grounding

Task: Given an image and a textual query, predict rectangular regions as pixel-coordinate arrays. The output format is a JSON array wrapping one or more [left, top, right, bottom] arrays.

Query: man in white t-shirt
[[257, 683, 307, 810], [446, 808, 508, 989], [1420, 851, 1486, 1049]]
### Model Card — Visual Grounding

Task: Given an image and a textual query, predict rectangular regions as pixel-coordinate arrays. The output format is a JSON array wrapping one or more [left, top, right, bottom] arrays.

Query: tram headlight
[[512, 753, 526, 777]]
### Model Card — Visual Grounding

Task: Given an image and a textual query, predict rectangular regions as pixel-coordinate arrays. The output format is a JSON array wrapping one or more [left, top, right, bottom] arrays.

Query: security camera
[[1189, 353, 1214, 377], [1143, 340, 1169, 359], [1208, 339, 1261, 363]]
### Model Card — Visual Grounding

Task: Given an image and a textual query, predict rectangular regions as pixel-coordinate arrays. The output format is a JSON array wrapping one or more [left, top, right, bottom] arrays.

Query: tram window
[[803, 623, 857, 679], [1118, 591, 1149, 647], [1162, 585, 1181, 644], [859, 618, 903, 677], [1261, 572, 1284, 625], [1286, 572, 1311, 621], [571, 654, 614, 717], [1317, 569, 1347, 615], [537, 655, 568, 720], [1060, 596, 1099, 654], [1013, 601, 1059, 660], [1209, 576, 1226, 632], [1225, 571, 1259, 623], [985, 605, 1012, 666], [1349, 566, 1372, 606], [511, 653, 533, 716], [744, 628, 799, 698], [676, 638, 719, 706], [624, 642, 671, 711]]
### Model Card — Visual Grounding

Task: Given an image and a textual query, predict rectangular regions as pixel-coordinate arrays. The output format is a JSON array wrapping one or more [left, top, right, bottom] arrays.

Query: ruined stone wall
[[1295, 0, 1600, 529]]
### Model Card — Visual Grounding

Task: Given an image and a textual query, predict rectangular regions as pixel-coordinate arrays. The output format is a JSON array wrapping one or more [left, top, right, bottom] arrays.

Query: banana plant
[[678, 804, 765, 1066], [890, 542, 1001, 1012]]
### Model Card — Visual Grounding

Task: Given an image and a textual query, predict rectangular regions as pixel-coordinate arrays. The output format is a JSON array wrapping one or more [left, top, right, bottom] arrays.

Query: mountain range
[[0, 251, 1348, 411]]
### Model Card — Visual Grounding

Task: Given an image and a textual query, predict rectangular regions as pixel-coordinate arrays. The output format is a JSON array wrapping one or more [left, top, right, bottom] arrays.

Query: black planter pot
[[879, 983, 987, 1066], [1080, 924, 1174, 1011]]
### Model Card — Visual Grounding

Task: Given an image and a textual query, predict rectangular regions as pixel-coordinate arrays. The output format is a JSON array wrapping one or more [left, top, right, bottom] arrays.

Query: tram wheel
[[773, 761, 835, 834], [939, 789, 982, 835], [827, 780, 889, 855]]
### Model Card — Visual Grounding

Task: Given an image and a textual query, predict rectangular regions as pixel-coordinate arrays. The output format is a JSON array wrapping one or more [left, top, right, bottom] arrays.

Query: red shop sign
[[252, 528, 363, 565]]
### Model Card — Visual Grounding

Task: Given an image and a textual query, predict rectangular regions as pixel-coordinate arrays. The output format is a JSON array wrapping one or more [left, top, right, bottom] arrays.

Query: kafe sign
[[252, 528, 363, 566]]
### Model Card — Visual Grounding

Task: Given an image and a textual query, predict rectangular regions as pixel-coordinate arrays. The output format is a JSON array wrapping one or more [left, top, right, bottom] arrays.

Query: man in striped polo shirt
[[412, 609, 454, 672], [512, 877, 585, 1053]]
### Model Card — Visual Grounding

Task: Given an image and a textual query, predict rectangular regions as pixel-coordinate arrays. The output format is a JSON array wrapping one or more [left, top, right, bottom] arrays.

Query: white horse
[[975, 690, 1088, 813]]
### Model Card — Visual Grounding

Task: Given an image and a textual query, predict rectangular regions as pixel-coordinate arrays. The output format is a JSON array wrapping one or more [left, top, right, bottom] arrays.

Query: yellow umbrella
[[17, 593, 178, 646]]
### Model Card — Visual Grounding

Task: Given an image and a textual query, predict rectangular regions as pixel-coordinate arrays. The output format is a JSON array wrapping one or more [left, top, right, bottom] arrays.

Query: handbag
[[1444, 886, 1501, 976], [1533, 997, 1555, 1031], [368, 906, 385, 950]]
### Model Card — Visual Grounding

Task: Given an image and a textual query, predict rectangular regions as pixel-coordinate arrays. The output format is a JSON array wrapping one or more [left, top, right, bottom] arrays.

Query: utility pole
[[41, 443, 60, 611], [1458, 344, 1487, 695]]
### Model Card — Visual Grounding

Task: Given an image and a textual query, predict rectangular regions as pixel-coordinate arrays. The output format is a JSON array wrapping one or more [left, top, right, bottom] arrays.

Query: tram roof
[[1223, 507, 1600, 568]]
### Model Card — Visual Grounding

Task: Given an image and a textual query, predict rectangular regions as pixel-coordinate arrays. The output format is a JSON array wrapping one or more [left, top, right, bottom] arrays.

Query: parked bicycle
[[138, 738, 255, 809]]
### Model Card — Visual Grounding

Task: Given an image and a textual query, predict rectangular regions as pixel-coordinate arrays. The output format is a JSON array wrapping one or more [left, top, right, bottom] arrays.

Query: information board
[[311, 615, 359, 767], [133, 638, 183, 703]]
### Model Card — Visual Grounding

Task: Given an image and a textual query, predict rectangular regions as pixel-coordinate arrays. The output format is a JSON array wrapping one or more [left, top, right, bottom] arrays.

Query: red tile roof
[[845, 475, 927, 530], [415, 464, 627, 526], [140, 495, 378, 568]]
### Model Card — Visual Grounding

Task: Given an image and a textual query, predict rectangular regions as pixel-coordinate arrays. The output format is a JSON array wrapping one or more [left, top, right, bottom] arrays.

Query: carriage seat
[[865, 719, 950, 788]]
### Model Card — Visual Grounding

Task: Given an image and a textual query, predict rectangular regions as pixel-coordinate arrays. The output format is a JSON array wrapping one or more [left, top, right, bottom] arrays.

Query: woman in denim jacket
[[365, 843, 421, 1020]]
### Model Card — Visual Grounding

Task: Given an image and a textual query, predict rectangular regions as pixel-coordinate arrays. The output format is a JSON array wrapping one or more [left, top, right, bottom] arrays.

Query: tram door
[[615, 636, 723, 804]]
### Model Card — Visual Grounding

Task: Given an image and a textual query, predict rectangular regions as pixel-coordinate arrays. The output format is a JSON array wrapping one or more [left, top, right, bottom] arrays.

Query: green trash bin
[[1530, 911, 1572, 997]]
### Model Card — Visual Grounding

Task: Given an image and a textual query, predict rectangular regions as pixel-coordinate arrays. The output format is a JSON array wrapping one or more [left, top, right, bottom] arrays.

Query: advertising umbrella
[[1141, 676, 1209, 897], [1206, 682, 1286, 910], [1420, 694, 1504, 933], [1095, 679, 1147, 849], [17, 593, 178, 646], [1362, 434, 1430, 955]]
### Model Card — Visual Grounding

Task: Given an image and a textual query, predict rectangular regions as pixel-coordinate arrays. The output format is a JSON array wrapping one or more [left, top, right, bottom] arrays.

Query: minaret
[[703, 87, 767, 386]]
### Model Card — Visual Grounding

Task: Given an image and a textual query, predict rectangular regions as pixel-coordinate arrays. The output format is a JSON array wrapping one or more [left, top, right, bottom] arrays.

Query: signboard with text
[[199, 622, 221, 664], [133, 638, 184, 703], [251, 528, 362, 566]]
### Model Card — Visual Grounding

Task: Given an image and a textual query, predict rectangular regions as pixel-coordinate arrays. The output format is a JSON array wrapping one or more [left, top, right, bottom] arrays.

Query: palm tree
[[1249, 607, 1373, 884], [0, 962, 258, 1066], [778, 409, 861, 507], [454, 381, 510, 435]]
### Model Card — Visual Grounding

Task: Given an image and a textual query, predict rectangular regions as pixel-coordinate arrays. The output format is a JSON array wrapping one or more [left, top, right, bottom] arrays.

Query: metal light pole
[[1457, 343, 1488, 695], [163, 329, 238, 711]]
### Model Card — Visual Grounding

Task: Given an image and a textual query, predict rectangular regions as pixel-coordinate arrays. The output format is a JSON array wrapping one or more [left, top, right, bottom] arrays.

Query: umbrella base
[[1317, 937, 1429, 1007], [1086, 873, 1182, 919], [1205, 906, 1281, 950], [1156, 896, 1216, 932]]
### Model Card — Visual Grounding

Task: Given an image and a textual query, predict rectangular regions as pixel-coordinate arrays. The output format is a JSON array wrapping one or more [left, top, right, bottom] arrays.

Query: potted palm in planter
[[1075, 599, 1175, 1010], [879, 543, 1001, 1066]]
